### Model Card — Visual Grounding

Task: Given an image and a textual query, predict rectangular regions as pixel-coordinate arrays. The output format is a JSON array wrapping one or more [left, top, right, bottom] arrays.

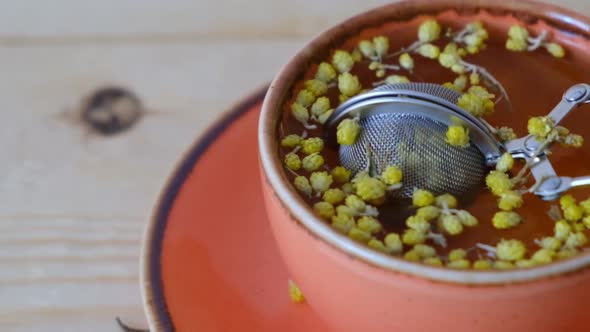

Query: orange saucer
[[141, 88, 330, 331]]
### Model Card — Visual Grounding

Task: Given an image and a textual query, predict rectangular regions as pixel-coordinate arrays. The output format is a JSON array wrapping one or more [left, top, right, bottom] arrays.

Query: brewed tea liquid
[[278, 12, 590, 257]]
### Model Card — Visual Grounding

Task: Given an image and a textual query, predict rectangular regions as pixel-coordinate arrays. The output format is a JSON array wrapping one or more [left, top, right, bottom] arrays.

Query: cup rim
[[258, 0, 590, 285]]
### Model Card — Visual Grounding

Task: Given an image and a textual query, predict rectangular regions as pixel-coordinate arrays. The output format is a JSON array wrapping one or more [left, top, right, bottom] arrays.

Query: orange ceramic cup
[[259, 1, 590, 331]]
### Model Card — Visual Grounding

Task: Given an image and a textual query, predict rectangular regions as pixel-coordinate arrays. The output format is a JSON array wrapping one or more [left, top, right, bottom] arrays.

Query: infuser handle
[[534, 175, 590, 201], [504, 83, 590, 160], [503, 84, 590, 201]]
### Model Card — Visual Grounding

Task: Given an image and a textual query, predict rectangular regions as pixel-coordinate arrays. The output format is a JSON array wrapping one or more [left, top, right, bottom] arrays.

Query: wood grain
[[0, 0, 587, 331]]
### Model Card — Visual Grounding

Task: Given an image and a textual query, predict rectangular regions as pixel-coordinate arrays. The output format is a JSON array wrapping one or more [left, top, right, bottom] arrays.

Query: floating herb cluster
[[280, 18, 588, 270]]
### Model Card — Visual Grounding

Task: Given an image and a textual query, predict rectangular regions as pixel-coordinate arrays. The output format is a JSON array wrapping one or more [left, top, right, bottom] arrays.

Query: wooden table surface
[[1, 1, 588, 331]]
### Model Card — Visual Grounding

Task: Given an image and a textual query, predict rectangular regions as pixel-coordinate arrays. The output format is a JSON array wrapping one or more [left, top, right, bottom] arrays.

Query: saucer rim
[[139, 86, 268, 332]]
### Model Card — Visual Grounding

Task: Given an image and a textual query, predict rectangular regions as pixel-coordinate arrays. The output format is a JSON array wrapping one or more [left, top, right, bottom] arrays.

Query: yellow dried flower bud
[[456, 210, 479, 227], [284, 153, 301, 171], [281, 134, 303, 148], [336, 118, 361, 146], [351, 48, 362, 62], [296, 89, 316, 108], [516, 259, 536, 268], [384, 233, 403, 253], [288, 280, 305, 303], [316, 109, 334, 125], [413, 244, 436, 258], [373, 36, 390, 57], [580, 198, 590, 214], [348, 227, 372, 243], [470, 84, 494, 99], [406, 215, 431, 233], [492, 211, 522, 229], [554, 220, 572, 241], [338, 72, 362, 97], [399, 53, 414, 71], [498, 190, 524, 211], [527, 116, 554, 138], [301, 153, 324, 172], [404, 249, 421, 262], [560, 194, 577, 210], [357, 216, 383, 234], [561, 134, 584, 148], [345, 194, 366, 212], [423, 257, 443, 266], [310, 96, 331, 117], [381, 165, 403, 185], [441, 214, 464, 235], [342, 182, 354, 195], [473, 259, 492, 270], [418, 19, 441, 42], [494, 261, 515, 270], [469, 71, 481, 85], [486, 170, 514, 196], [564, 232, 588, 249], [538, 237, 562, 251], [416, 206, 441, 221], [368, 238, 391, 254], [323, 188, 346, 205], [384, 75, 410, 84], [448, 259, 470, 269], [331, 166, 351, 184], [450, 64, 465, 74], [355, 176, 387, 202], [313, 201, 335, 219], [506, 38, 527, 52], [442, 82, 458, 91], [557, 248, 578, 260], [413, 189, 435, 207], [304, 79, 328, 97], [531, 248, 555, 264], [496, 153, 515, 172], [496, 239, 527, 261], [496, 127, 517, 141], [564, 204, 584, 222], [448, 248, 467, 262], [508, 25, 529, 41], [435, 193, 458, 209], [453, 75, 468, 91], [446, 125, 470, 147], [439, 51, 461, 69], [358, 40, 376, 59], [310, 171, 333, 193], [457, 93, 485, 118], [300, 137, 324, 155], [402, 229, 426, 245], [332, 50, 355, 73], [315, 62, 337, 82], [331, 213, 355, 234], [417, 43, 440, 59], [293, 176, 312, 196], [336, 205, 356, 218], [291, 103, 309, 125], [545, 42, 565, 58]]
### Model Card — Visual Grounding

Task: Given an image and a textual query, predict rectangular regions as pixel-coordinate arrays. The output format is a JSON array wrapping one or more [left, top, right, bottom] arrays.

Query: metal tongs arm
[[503, 84, 590, 201]]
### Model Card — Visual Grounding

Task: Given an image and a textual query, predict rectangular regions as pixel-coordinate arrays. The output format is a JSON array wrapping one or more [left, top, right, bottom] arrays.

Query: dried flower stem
[[460, 60, 513, 112], [527, 30, 549, 51], [476, 243, 497, 258]]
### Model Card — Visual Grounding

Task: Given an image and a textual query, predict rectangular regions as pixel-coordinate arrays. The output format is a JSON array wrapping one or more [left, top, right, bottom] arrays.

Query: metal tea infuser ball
[[325, 82, 590, 201]]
